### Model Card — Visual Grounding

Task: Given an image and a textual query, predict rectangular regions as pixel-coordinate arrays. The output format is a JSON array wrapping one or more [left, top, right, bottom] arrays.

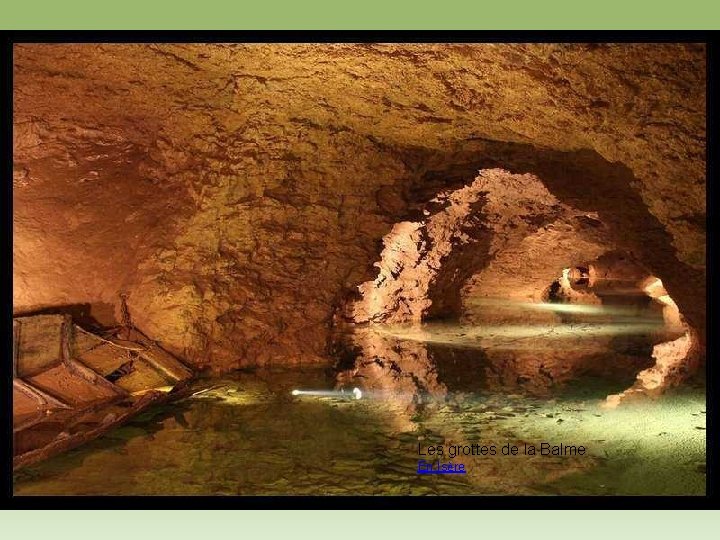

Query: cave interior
[[12, 43, 707, 496]]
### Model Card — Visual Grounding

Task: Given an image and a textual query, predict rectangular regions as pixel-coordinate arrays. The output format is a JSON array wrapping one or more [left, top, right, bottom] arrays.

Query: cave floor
[[14, 363, 706, 496]]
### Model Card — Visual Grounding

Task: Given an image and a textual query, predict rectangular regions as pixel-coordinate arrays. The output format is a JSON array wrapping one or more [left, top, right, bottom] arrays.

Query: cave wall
[[13, 43, 706, 370], [346, 170, 686, 399]]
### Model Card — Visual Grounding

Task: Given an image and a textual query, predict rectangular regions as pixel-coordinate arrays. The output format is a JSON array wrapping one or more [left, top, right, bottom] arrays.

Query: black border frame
[[0, 30, 716, 510]]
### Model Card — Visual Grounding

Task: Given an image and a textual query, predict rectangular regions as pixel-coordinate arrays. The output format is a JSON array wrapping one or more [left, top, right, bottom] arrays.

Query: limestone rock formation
[[13, 43, 706, 380]]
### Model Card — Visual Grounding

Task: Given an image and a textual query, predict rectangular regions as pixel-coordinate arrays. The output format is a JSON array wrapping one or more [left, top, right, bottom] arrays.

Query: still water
[[14, 361, 706, 496]]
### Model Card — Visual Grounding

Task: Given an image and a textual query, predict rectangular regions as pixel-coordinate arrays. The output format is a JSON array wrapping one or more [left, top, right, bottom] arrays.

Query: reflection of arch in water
[[339, 167, 700, 405]]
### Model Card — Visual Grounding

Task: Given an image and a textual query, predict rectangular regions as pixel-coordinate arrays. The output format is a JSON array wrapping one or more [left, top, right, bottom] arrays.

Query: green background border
[[1, 0, 720, 29], [1, 510, 719, 537]]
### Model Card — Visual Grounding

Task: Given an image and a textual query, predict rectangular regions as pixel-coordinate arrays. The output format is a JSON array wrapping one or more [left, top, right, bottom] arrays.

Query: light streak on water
[[291, 388, 363, 400], [370, 319, 679, 351], [464, 297, 664, 317]]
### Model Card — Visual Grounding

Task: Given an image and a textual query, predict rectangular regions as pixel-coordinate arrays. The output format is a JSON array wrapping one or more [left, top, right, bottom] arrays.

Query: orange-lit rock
[[13, 43, 705, 379]]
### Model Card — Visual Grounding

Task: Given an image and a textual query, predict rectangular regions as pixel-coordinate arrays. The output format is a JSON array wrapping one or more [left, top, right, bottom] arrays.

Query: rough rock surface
[[350, 169, 614, 324], [346, 169, 693, 398], [13, 44, 706, 371]]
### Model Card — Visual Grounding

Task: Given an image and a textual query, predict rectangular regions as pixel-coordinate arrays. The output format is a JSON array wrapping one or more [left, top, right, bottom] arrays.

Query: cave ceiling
[[13, 43, 706, 370]]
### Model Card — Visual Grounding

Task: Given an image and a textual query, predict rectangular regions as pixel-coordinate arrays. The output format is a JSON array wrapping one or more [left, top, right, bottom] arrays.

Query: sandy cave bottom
[[14, 326, 706, 496]]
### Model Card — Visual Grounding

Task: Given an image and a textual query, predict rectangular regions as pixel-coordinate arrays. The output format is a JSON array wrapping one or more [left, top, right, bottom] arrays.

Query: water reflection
[[333, 317, 664, 400], [13, 364, 705, 496], [13, 304, 704, 496]]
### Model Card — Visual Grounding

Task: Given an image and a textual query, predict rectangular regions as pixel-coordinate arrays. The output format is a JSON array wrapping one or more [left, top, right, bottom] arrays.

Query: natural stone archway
[[343, 168, 700, 402], [348, 169, 614, 324], [604, 275, 698, 407]]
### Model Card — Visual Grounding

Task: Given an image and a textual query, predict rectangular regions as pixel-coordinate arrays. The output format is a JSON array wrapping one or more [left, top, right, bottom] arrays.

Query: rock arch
[[342, 168, 700, 404]]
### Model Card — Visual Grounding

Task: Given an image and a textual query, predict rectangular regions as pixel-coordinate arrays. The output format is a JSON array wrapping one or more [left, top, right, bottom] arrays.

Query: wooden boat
[[13, 314, 194, 470]]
